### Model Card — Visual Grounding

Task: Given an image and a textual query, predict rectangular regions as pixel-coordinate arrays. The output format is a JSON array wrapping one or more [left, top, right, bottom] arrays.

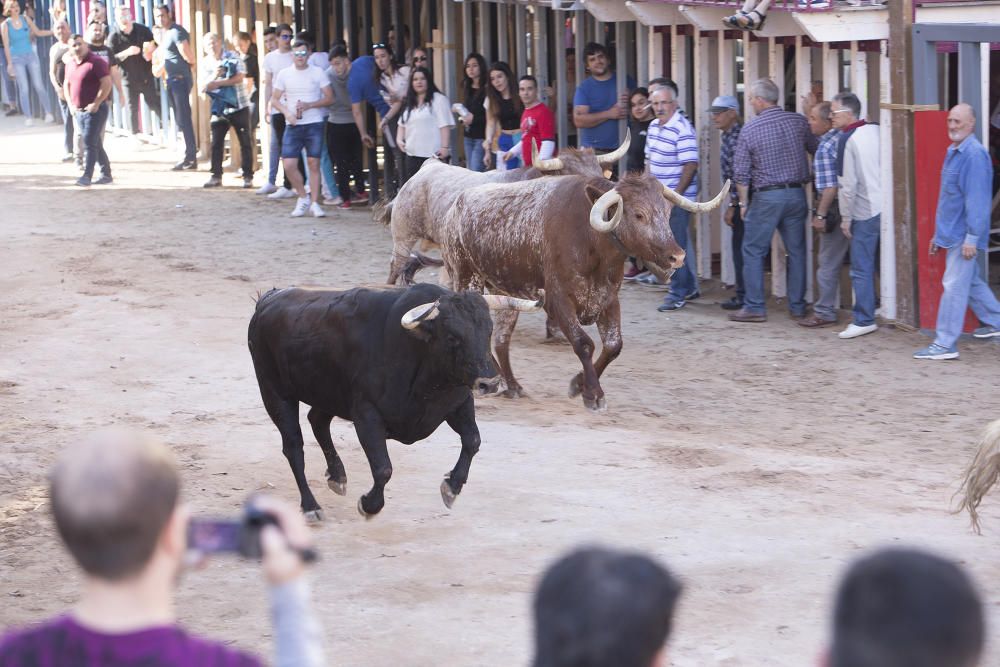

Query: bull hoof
[[357, 497, 376, 520], [440, 478, 458, 509], [304, 508, 324, 522], [568, 375, 583, 398], [328, 478, 347, 496], [501, 386, 525, 399], [583, 395, 608, 412]]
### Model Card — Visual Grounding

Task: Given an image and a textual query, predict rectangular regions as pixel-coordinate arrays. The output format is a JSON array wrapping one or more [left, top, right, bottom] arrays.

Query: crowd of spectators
[[0, 427, 989, 667], [1, 12, 997, 354]]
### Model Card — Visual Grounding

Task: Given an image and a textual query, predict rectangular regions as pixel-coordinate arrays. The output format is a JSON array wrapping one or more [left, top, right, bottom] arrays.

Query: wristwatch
[[814, 213, 827, 220]]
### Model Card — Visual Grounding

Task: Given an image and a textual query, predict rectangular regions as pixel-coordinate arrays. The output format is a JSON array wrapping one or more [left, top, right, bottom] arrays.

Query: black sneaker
[[75, 176, 92, 187], [94, 175, 113, 185], [720, 296, 743, 311], [172, 160, 197, 171], [203, 176, 223, 188], [242, 177, 254, 189]]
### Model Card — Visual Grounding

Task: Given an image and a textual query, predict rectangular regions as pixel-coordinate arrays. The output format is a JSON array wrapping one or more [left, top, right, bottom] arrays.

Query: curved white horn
[[662, 179, 732, 213], [589, 188, 624, 233], [481, 294, 544, 312], [400, 300, 440, 329], [596, 127, 631, 165], [532, 140, 564, 172]]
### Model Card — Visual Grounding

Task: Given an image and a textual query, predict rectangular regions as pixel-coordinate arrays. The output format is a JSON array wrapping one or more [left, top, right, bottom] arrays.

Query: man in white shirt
[[831, 91, 881, 340], [259, 23, 297, 197], [270, 39, 332, 218]]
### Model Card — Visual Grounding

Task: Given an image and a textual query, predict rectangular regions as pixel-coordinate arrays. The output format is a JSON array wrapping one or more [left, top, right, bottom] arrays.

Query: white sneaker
[[290, 197, 310, 218], [268, 186, 296, 200], [838, 323, 878, 339], [322, 195, 343, 206], [310, 202, 326, 218], [24, 118, 34, 127], [256, 182, 278, 195], [44, 112, 55, 123]]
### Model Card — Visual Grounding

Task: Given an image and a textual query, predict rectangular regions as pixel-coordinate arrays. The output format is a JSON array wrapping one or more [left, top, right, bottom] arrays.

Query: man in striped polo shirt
[[645, 85, 700, 311]]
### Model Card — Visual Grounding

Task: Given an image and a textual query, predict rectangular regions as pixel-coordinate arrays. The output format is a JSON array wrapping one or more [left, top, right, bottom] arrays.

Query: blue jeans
[[934, 246, 1000, 349], [166, 74, 197, 161], [10, 51, 52, 116], [0, 48, 17, 109], [741, 188, 808, 315], [464, 136, 485, 172], [666, 207, 696, 298], [75, 103, 110, 179], [848, 214, 880, 326], [58, 97, 75, 154], [320, 126, 340, 199], [267, 113, 280, 185], [281, 122, 324, 158]]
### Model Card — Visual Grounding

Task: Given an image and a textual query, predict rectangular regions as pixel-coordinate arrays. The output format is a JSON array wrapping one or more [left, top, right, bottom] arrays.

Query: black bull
[[248, 283, 504, 519]]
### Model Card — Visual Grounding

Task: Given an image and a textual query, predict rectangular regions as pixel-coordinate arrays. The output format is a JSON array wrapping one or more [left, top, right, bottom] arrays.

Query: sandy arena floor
[[1, 116, 999, 666]]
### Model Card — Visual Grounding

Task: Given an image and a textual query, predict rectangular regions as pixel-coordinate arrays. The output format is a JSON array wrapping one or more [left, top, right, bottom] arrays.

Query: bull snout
[[475, 375, 505, 396], [667, 242, 686, 270]]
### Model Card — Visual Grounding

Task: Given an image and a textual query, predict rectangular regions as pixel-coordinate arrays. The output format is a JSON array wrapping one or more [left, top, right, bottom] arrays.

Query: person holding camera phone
[[798, 100, 845, 329], [0, 429, 324, 667]]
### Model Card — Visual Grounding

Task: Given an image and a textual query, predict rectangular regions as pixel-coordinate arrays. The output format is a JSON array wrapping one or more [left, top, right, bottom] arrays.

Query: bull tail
[[373, 196, 394, 227], [253, 287, 283, 309], [954, 418, 1000, 534]]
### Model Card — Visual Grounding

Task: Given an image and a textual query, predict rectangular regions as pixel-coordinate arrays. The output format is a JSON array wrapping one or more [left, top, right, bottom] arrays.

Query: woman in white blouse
[[396, 67, 454, 185], [373, 43, 409, 195]]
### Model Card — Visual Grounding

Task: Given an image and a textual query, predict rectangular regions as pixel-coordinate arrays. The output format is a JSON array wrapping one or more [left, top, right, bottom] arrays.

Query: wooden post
[[719, 32, 735, 287], [796, 35, 814, 301], [889, 0, 917, 326], [255, 0, 267, 173], [766, 36, 787, 300]]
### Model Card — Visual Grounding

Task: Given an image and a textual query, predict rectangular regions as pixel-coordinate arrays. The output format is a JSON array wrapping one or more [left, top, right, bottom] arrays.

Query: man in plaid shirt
[[710, 95, 745, 310], [799, 101, 846, 328], [729, 78, 818, 323]]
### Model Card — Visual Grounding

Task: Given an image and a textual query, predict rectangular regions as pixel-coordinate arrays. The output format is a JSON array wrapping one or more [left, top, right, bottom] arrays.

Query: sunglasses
[[830, 108, 851, 114], [292, 49, 308, 56], [279, 34, 291, 40], [413, 55, 427, 62], [372, 42, 386, 49]]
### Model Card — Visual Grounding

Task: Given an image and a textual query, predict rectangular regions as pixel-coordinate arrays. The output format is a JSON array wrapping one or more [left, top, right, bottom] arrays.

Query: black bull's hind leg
[[307, 407, 348, 496], [568, 300, 623, 412], [259, 390, 324, 519], [441, 395, 481, 508], [353, 403, 393, 519]]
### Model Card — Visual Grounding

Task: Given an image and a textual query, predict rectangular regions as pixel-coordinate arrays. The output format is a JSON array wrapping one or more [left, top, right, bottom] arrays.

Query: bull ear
[[584, 182, 612, 206]]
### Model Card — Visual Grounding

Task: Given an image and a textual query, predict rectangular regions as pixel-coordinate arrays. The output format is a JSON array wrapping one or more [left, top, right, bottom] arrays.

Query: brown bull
[[376, 134, 631, 285], [432, 172, 728, 411]]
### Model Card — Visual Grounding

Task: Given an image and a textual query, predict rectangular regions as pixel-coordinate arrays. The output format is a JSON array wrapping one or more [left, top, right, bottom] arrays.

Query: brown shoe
[[797, 314, 838, 328], [728, 308, 767, 323]]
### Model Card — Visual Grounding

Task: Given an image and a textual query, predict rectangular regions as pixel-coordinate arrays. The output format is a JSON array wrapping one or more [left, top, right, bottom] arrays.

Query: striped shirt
[[733, 105, 817, 189], [645, 110, 698, 197], [814, 128, 839, 191]]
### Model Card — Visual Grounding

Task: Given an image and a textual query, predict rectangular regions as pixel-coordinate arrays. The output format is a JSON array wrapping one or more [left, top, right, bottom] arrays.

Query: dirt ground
[[1, 116, 999, 666]]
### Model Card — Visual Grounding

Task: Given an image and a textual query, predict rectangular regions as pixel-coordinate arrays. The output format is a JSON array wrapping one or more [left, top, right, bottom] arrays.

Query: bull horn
[[531, 140, 564, 172], [589, 188, 623, 233], [662, 179, 732, 213], [481, 294, 544, 312], [400, 300, 440, 329], [596, 128, 631, 165]]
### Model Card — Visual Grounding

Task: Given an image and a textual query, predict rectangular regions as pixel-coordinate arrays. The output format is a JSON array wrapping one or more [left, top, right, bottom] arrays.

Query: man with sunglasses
[[270, 39, 332, 217], [259, 23, 298, 198], [155, 4, 197, 170]]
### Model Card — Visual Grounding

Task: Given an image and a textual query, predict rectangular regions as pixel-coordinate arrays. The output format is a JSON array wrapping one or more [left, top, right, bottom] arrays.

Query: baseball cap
[[709, 95, 739, 113]]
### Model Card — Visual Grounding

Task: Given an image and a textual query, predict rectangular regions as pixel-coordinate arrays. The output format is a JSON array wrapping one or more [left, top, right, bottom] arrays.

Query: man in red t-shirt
[[63, 33, 113, 186], [501, 74, 556, 168]]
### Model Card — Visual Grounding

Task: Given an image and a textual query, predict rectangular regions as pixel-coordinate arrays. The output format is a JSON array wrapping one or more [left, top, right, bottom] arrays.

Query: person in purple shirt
[[0, 429, 324, 667], [914, 103, 1000, 360]]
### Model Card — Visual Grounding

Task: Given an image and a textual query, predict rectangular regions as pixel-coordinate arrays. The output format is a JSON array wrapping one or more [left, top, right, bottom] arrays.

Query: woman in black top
[[459, 52, 487, 172], [626, 87, 654, 174], [483, 61, 522, 171]]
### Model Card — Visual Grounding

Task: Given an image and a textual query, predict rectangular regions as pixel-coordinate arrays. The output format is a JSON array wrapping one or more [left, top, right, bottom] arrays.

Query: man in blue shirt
[[156, 4, 197, 169], [347, 53, 389, 198], [915, 103, 1000, 360], [572, 43, 631, 160]]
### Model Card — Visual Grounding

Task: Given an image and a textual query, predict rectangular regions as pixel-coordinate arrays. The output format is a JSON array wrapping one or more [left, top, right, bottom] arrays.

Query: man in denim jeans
[[830, 91, 881, 340], [914, 104, 1000, 361], [729, 78, 817, 323], [156, 4, 197, 170], [64, 34, 112, 186]]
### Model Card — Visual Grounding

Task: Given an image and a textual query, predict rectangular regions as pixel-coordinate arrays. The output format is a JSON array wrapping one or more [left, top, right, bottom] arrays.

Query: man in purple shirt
[[729, 77, 818, 323], [0, 429, 324, 667]]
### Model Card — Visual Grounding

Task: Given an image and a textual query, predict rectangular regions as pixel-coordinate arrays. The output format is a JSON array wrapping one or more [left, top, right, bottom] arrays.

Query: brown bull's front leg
[[569, 299, 622, 410], [550, 298, 604, 412]]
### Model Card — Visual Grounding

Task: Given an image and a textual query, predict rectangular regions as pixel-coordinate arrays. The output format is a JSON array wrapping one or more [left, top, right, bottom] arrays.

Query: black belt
[[754, 182, 803, 193]]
